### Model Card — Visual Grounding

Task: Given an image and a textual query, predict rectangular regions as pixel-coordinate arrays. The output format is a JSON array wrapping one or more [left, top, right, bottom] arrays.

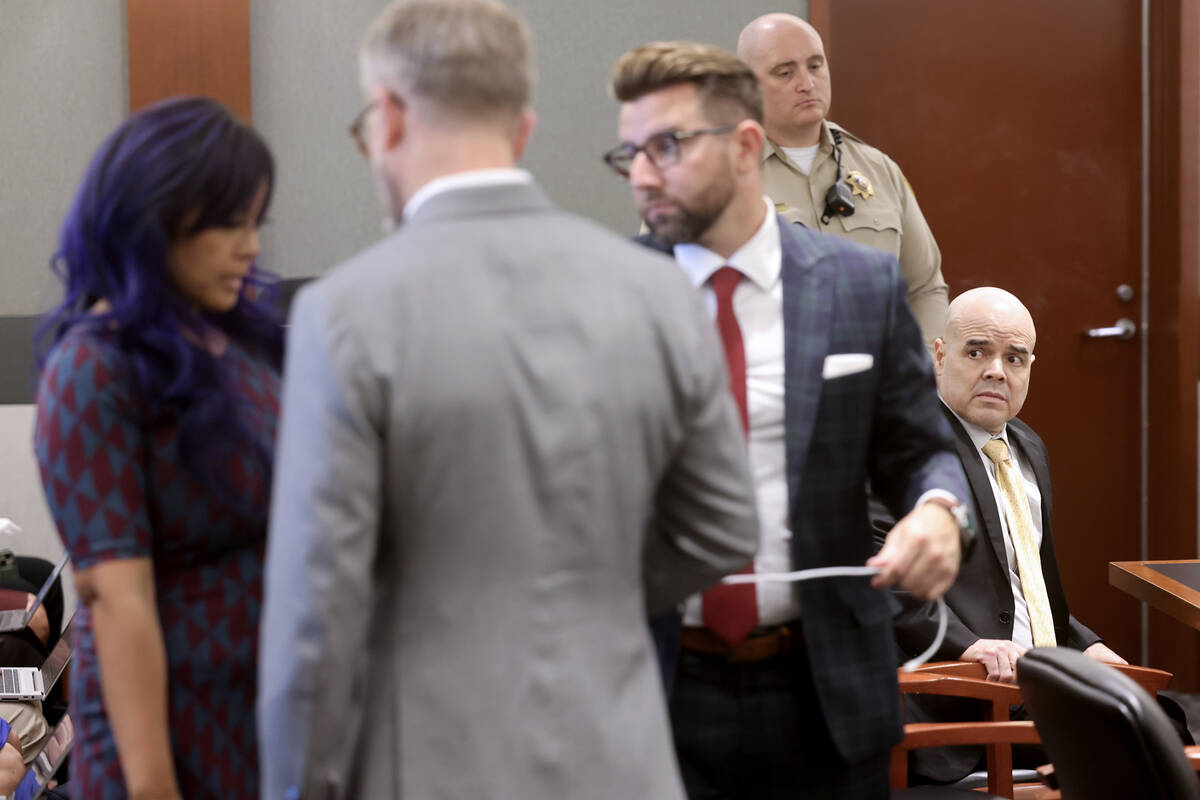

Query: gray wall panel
[[0, 317, 36, 405], [249, 0, 387, 281], [0, 1, 128, 316], [513, 0, 807, 236], [250, 0, 806, 280]]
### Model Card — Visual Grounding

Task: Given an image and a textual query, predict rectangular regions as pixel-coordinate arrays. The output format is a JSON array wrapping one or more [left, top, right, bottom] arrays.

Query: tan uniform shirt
[[762, 121, 948, 350]]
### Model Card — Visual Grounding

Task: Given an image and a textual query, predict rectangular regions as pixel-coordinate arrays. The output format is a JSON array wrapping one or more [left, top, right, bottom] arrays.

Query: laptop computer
[[0, 619, 73, 702], [0, 555, 68, 635]]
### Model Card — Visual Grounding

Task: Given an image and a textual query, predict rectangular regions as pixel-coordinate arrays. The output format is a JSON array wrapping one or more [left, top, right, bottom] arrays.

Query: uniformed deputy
[[739, 13, 948, 351]]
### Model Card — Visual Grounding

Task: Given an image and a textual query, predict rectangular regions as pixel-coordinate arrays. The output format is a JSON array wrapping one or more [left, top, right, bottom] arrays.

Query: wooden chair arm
[[1108, 662, 1173, 694], [1184, 744, 1200, 771], [905, 660, 987, 678], [907, 659, 1173, 695], [896, 720, 1041, 751], [899, 671, 1024, 705]]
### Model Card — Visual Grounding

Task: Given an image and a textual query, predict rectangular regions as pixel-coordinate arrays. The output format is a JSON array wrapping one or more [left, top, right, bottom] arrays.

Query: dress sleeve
[[33, 333, 153, 569]]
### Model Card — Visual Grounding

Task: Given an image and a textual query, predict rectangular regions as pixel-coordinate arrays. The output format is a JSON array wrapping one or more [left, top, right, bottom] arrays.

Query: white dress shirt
[[674, 198, 800, 626], [944, 402, 1044, 649], [403, 167, 533, 220]]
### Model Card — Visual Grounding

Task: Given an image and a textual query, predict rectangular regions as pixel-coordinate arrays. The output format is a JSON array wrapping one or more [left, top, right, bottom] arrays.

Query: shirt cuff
[[915, 489, 959, 510]]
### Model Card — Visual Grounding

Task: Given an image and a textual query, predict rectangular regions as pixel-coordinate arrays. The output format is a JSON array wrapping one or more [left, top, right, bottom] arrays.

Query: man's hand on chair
[[1083, 641, 1127, 665], [962, 638, 1027, 683]]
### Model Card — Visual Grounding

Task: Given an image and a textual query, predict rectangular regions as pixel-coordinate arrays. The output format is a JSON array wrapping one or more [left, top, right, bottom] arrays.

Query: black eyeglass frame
[[601, 125, 737, 177]]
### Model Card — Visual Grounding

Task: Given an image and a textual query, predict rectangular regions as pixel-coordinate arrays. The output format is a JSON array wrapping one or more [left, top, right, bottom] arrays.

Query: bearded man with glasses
[[606, 41, 971, 800]]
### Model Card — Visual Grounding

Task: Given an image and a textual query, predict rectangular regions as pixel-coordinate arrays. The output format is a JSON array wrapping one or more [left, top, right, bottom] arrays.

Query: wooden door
[[811, 0, 1199, 686]]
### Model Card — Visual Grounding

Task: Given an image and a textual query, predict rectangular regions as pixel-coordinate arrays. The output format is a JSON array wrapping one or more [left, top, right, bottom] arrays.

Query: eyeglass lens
[[607, 132, 681, 175]]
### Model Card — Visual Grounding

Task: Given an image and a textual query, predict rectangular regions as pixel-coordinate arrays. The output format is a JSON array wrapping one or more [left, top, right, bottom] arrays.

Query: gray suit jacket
[[257, 180, 758, 799]]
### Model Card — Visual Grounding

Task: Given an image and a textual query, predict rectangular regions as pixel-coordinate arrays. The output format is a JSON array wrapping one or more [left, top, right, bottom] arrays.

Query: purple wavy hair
[[36, 96, 284, 504]]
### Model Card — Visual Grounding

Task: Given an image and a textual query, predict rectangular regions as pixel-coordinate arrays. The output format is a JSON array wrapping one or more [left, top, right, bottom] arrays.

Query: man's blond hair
[[360, 0, 533, 121], [610, 41, 763, 124]]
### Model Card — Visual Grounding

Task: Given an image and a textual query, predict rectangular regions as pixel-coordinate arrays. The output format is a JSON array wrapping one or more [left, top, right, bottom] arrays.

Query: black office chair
[[1018, 647, 1200, 800]]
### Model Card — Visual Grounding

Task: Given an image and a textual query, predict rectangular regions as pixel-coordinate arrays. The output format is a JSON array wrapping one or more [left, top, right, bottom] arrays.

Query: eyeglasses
[[348, 93, 404, 157], [348, 100, 379, 157], [602, 125, 736, 178]]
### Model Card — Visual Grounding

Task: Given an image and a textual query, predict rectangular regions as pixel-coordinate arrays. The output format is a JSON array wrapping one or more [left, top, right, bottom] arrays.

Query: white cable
[[722, 566, 947, 672]]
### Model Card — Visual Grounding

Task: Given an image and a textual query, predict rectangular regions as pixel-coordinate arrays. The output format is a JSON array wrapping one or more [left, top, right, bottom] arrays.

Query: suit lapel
[[780, 219, 832, 506], [1006, 422, 1051, 526], [1006, 421, 1069, 626], [941, 406, 1009, 573]]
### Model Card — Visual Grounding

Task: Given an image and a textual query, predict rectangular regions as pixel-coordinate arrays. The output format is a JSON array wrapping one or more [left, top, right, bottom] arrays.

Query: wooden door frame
[[126, 0, 251, 119], [811, 0, 1200, 686], [1146, 0, 1199, 686]]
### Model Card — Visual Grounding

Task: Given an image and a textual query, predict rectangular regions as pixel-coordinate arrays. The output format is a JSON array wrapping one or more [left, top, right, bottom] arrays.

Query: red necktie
[[701, 266, 758, 643]]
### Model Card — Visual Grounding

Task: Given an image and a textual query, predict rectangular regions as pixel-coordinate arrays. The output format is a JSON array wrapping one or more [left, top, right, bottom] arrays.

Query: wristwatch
[[947, 501, 977, 559]]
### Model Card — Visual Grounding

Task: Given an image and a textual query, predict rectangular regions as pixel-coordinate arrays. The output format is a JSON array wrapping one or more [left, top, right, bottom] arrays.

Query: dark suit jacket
[[890, 406, 1100, 662], [882, 405, 1100, 782], [642, 218, 969, 763]]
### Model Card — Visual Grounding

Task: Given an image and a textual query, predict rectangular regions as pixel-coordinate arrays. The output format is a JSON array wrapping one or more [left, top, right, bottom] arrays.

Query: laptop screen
[[21, 555, 69, 629], [37, 619, 72, 693]]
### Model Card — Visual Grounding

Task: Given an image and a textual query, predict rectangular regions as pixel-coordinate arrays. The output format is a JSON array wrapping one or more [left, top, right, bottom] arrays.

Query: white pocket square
[[822, 353, 874, 380]]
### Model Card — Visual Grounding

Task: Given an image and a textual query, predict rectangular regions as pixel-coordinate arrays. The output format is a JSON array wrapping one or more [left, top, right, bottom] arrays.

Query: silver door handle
[[1085, 318, 1136, 340]]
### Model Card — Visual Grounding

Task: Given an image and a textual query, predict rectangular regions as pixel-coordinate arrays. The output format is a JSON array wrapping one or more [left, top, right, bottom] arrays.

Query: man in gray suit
[[256, 2, 759, 798]]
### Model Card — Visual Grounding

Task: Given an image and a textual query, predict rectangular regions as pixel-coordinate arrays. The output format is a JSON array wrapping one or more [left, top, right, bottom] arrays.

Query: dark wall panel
[[0, 278, 311, 405]]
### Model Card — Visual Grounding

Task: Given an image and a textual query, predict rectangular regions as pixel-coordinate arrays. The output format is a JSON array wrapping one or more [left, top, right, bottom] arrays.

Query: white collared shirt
[[945, 402, 1044, 649], [403, 167, 533, 221], [674, 198, 800, 626]]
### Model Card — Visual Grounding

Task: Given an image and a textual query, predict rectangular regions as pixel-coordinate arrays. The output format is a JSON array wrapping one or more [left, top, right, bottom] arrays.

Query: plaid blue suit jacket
[[643, 218, 969, 763]]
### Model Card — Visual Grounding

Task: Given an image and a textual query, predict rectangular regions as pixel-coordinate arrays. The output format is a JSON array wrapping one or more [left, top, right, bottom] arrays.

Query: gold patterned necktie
[[981, 438, 1057, 647]]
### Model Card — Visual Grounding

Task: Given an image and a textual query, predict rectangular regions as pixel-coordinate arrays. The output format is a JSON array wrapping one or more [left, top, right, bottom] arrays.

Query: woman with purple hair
[[32, 96, 283, 799]]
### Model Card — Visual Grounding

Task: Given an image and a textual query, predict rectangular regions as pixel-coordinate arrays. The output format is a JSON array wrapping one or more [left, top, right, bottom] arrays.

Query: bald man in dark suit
[[879, 287, 1127, 784]]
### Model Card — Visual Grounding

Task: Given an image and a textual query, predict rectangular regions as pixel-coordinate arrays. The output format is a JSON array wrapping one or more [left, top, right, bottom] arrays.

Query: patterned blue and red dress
[[33, 327, 279, 799]]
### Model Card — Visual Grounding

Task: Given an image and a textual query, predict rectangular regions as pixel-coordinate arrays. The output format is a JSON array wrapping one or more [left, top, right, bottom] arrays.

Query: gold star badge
[[845, 170, 874, 200]]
